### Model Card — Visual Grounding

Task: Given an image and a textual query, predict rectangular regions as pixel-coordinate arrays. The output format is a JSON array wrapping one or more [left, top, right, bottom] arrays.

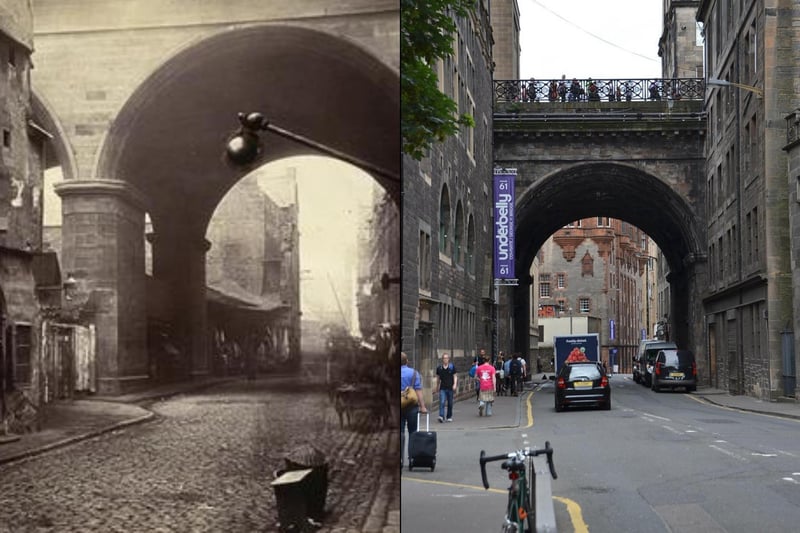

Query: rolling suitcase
[[408, 412, 437, 471]]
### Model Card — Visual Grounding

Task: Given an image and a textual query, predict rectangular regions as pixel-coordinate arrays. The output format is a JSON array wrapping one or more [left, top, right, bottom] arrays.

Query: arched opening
[[510, 162, 705, 378], [50, 23, 398, 393]]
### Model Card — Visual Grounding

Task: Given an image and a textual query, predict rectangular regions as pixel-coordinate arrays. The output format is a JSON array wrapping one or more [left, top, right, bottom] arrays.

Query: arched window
[[466, 214, 475, 273], [454, 201, 464, 265], [439, 184, 451, 254]]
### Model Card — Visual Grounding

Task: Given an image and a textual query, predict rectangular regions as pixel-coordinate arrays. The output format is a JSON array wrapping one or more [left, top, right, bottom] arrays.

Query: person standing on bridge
[[569, 78, 582, 101], [548, 80, 558, 102], [558, 75, 567, 102]]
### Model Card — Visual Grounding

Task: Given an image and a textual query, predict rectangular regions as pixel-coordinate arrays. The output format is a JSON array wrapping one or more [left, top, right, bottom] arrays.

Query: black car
[[554, 361, 611, 412], [651, 349, 697, 392], [634, 340, 677, 386]]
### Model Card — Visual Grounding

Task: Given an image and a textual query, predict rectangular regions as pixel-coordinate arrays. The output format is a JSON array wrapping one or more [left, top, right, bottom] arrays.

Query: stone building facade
[[203, 170, 300, 374], [659, 0, 704, 79], [490, 0, 520, 80], [536, 218, 650, 373], [357, 186, 400, 341], [694, 0, 796, 399], [0, 1, 73, 433], [401, 1, 495, 404]]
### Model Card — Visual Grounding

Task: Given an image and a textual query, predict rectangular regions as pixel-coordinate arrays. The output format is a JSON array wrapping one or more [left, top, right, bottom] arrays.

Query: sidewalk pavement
[[0, 376, 233, 466]]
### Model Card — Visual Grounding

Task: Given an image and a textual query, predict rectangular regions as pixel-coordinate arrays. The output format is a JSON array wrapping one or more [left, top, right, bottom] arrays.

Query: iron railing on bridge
[[494, 78, 706, 105]]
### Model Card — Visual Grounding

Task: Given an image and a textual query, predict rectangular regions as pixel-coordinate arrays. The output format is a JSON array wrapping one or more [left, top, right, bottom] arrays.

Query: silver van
[[633, 339, 677, 386]]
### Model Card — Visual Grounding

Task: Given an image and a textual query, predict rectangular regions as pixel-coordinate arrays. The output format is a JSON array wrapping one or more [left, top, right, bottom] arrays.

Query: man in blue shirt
[[400, 352, 427, 469]]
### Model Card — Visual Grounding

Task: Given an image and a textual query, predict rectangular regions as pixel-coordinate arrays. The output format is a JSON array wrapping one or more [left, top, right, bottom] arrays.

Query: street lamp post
[[568, 306, 573, 334], [225, 112, 400, 185], [706, 78, 763, 98], [645, 258, 651, 337]]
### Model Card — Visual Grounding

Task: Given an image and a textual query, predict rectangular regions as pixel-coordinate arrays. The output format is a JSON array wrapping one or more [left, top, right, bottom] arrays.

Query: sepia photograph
[[0, 1, 399, 532]]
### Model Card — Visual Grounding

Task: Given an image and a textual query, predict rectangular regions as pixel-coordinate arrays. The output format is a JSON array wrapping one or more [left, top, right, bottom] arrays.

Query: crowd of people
[[503, 75, 686, 103], [400, 349, 540, 467]]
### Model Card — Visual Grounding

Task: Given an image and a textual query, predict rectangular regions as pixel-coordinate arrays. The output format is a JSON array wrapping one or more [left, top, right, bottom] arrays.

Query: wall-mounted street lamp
[[380, 272, 400, 291], [706, 78, 763, 99], [225, 112, 399, 185], [62, 273, 78, 301]]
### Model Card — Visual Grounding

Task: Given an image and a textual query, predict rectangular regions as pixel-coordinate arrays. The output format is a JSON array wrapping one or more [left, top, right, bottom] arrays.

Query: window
[[14, 324, 32, 384], [466, 215, 476, 274], [454, 201, 464, 265], [753, 207, 759, 260], [419, 229, 432, 292], [579, 298, 590, 313], [2, 129, 9, 149], [557, 273, 565, 289], [540, 282, 550, 298], [8, 45, 15, 67], [439, 185, 451, 254], [539, 274, 551, 298]]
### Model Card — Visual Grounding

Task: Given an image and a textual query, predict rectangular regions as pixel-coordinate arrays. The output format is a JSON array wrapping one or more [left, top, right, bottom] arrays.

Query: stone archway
[[54, 24, 399, 394], [510, 162, 707, 372]]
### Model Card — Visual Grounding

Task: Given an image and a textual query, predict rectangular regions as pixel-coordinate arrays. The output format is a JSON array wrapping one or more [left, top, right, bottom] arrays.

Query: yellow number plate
[[574, 381, 593, 388], [669, 372, 685, 379]]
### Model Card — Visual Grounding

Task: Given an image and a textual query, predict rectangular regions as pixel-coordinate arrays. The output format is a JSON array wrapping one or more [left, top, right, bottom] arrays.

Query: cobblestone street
[[0, 378, 399, 532]]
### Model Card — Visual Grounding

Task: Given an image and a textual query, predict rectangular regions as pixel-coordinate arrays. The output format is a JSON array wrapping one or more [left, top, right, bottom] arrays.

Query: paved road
[[403, 375, 800, 532], [0, 378, 397, 532]]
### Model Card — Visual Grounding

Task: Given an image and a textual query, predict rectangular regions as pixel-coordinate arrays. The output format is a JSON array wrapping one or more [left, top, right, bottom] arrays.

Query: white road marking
[[661, 425, 683, 435], [782, 477, 800, 485], [709, 444, 747, 461], [641, 412, 672, 422], [751, 453, 777, 457]]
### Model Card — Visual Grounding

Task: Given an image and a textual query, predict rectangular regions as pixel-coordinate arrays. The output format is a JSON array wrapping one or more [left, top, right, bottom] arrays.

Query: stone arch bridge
[[492, 78, 708, 372], [30, 1, 399, 394]]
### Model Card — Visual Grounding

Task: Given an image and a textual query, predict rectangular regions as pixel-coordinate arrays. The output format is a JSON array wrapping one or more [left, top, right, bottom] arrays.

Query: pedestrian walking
[[400, 352, 427, 469], [476, 354, 496, 417], [494, 355, 505, 395], [503, 356, 512, 396], [509, 354, 523, 395], [469, 357, 479, 401], [435, 353, 457, 423]]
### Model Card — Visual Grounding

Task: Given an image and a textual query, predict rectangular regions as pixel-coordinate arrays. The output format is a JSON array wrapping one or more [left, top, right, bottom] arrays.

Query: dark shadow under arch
[[511, 161, 706, 357], [515, 162, 703, 276]]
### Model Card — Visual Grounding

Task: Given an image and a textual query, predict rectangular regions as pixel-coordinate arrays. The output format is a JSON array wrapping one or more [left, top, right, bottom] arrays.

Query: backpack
[[510, 358, 522, 375]]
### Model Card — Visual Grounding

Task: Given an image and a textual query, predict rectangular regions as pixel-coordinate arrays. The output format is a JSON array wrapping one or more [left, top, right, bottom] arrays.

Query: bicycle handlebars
[[479, 441, 557, 490]]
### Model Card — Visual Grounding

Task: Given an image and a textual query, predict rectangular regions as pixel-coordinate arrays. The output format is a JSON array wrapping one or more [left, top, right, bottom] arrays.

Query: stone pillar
[[149, 228, 210, 377], [513, 276, 532, 361], [55, 180, 149, 395]]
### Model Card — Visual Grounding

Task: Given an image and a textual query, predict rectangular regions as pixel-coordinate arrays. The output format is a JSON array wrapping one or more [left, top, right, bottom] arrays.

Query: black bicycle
[[479, 442, 557, 532]]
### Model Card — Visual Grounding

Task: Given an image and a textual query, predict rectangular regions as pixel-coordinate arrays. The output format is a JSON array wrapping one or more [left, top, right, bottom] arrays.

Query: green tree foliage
[[401, 0, 476, 160]]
